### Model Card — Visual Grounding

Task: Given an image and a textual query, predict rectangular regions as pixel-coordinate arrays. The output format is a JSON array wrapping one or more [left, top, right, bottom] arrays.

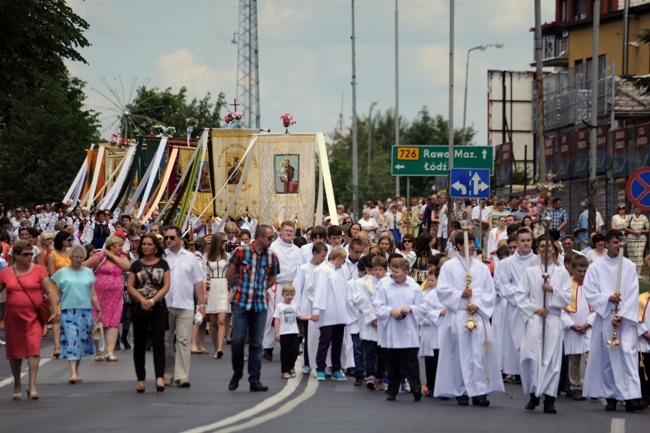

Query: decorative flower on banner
[[163, 126, 176, 136], [152, 123, 165, 135], [110, 130, 121, 145], [224, 110, 244, 129], [280, 113, 297, 133], [185, 117, 199, 127]]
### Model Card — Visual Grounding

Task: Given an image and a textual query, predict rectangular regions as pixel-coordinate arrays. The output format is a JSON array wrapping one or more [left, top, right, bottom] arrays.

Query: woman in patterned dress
[[51, 245, 102, 383], [626, 207, 649, 275], [83, 236, 131, 361]]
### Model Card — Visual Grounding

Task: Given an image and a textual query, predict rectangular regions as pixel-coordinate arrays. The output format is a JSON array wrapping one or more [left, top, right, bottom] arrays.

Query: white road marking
[[211, 375, 318, 433], [180, 358, 314, 433], [0, 357, 51, 388], [610, 418, 625, 433]]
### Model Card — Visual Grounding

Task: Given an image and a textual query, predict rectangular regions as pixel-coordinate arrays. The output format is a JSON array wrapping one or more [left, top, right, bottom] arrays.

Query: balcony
[[541, 35, 569, 67]]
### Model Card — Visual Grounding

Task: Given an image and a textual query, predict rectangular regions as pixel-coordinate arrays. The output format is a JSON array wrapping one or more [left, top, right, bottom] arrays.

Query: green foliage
[[0, 74, 99, 207], [122, 86, 227, 139], [326, 107, 476, 207], [622, 28, 650, 93]]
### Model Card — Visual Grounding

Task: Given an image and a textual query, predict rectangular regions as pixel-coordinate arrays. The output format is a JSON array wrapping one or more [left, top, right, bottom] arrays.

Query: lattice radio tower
[[236, 0, 260, 129]]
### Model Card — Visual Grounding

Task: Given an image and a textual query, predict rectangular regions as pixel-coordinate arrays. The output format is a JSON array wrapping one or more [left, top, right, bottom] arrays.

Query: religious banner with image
[[258, 134, 316, 229], [211, 129, 261, 220], [176, 146, 214, 217]]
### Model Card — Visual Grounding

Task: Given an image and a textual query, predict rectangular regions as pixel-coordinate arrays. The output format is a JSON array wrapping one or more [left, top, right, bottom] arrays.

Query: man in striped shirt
[[225, 225, 280, 392]]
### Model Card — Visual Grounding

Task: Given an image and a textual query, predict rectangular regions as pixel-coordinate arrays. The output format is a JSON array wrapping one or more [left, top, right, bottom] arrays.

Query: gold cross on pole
[[537, 171, 564, 215]]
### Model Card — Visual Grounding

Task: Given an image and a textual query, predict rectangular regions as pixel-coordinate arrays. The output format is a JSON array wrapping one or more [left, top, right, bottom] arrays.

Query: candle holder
[[607, 235, 626, 349]]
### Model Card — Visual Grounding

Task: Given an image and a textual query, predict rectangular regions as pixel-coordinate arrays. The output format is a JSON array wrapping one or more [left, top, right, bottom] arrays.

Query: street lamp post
[[461, 43, 503, 146], [367, 101, 377, 174]]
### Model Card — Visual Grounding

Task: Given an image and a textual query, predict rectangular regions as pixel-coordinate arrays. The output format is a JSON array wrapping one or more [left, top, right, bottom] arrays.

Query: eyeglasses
[[20, 252, 34, 257], [164, 235, 176, 241], [617, 208, 625, 211]]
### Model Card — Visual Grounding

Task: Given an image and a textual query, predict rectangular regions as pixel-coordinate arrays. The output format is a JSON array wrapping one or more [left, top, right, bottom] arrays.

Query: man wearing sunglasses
[[163, 227, 207, 388], [226, 225, 280, 392]]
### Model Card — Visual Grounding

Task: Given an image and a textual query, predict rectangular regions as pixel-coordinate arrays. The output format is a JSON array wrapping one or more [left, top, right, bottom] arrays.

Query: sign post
[[391, 145, 494, 176], [626, 167, 650, 211]]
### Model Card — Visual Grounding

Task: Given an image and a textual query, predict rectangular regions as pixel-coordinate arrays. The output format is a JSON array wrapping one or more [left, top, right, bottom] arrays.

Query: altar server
[[638, 290, 650, 407]]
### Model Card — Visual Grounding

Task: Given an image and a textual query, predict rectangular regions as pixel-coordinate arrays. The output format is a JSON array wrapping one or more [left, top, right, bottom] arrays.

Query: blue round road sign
[[626, 167, 650, 211]]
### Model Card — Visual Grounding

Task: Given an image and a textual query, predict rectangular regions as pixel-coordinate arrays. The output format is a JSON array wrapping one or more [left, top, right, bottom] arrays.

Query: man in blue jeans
[[225, 225, 280, 392]]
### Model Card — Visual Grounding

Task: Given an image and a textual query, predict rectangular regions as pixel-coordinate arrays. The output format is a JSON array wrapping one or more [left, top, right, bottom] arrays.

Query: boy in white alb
[[560, 254, 594, 401], [374, 257, 424, 401], [311, 247, 350, 381], [293, 242, 329, 374], [421, 266, 447, 397], [274, 284, 310, 378]]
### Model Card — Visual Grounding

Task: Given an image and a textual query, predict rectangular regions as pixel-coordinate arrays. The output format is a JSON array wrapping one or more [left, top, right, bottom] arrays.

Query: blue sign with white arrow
[[450, 168, 490, 199]]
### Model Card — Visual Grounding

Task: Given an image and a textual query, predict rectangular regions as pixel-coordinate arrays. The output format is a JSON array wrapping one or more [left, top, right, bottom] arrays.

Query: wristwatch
[[149, 299, 156, 306]]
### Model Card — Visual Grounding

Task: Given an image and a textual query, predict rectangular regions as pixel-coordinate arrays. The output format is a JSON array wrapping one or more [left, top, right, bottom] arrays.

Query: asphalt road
[[0, 330, 646, 433]]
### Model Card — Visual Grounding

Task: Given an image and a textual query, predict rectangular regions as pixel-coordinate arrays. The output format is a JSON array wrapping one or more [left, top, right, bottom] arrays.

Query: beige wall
[[569, 15, 650, 75]]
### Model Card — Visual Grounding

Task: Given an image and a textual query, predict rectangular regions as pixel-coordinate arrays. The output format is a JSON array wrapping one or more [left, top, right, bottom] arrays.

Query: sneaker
[[281, 372, 292, 379], [302, 366, 312, 374], [325, 367, 332, 376], [332, 370, 347, 381], [400, 378, 412, 393], [316, 371, 326, 381], [365, 376, 376, 390]]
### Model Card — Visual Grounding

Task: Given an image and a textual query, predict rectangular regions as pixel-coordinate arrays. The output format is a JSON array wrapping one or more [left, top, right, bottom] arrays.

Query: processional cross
[[230, 98, 240, 111]]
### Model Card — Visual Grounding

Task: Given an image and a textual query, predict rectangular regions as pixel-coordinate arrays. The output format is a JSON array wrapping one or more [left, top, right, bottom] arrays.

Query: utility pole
[[534, 0, 546, 181], [447, 0, 455, 236], [368, 101, 377, 174], [588, 1, 600, 233], [351, 0, 359, 221], [395, 0, 400, 197]]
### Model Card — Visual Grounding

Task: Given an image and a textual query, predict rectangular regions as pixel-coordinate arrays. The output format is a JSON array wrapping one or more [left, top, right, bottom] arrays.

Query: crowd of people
[[0, 195, 649, 414]]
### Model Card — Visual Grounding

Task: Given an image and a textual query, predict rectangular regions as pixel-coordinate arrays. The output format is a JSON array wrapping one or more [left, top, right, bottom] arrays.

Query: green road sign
[[391, 145, 494, 176]]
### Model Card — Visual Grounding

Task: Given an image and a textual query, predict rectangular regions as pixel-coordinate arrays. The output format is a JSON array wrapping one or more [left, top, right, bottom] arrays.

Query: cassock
[[561, 278, 595, 355], [583, 255, 642, 401], [434, 257, 504, 398], [264, 238, 300, 350], [493, 250, 539, 374], [516, 263, 572, 397]]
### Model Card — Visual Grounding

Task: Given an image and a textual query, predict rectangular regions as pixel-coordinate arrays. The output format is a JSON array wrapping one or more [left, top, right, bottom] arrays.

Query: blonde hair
[[282, 283, 296, 295], [105, 235, 125, 248], [329, 246, 347, 261], [355, 231, 372, 252]]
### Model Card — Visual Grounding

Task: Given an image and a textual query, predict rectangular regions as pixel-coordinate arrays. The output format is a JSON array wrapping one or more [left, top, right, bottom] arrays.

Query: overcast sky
[[67, 0, 554, 142]]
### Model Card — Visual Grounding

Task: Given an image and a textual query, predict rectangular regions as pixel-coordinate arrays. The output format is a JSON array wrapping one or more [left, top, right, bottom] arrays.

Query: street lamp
[[461, 43, 504, 146]]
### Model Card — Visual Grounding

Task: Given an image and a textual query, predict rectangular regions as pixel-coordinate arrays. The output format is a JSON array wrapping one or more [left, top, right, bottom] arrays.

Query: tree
[[0, 0, 90, 124], [326, 107, 476, 208], [0, 73, 99, 206], [121, 86, 227, 139]]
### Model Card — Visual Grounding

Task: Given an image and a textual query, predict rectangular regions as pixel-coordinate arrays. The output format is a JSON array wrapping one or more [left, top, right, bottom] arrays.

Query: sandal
[[105, 353, 119, 362], [95, 353, 105, 362]]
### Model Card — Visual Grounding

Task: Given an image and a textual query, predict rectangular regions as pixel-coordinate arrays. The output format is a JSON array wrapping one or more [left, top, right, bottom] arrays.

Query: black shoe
[[121, 335, 131, 350], [456, 395, 469, 406], [228, 373, 243, 391], [605, 399, 617, 411], [625, 399, 645, 412], [250, 381, 269, 392], [525, 394, 540, 410], [424, 389, 433, 397], [543, 396, 557, 414], [572, 391, 586, 401], [413, 390, 422, 402], [262, 349, 273, 361], [387, 394, 396, 401], [472, 395, 490, 407], [354, 377, 364, 387]]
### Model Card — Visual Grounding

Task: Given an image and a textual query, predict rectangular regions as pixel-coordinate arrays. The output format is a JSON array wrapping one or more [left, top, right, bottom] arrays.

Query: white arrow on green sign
[[391, 145, 494, 176]]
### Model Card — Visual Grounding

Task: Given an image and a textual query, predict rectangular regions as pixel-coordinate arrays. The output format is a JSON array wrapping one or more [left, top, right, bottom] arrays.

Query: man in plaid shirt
[[226, 224, 280, 392], [542, 197, 569, 237]]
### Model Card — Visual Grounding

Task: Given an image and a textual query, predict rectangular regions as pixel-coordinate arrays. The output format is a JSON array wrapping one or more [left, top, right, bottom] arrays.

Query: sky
[[66, 0, 554, 143]]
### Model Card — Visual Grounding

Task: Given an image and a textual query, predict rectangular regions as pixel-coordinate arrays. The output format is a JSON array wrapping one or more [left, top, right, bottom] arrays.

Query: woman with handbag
[[0, 240, 59, 400], [51, 245, 102, 384], [127, 234, 170, 393], [83, 235, 131, 361]]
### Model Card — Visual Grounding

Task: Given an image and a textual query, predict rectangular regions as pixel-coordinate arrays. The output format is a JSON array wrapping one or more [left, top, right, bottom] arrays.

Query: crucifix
[[536, 171, 564, 361], [230, 98, 240, 111]]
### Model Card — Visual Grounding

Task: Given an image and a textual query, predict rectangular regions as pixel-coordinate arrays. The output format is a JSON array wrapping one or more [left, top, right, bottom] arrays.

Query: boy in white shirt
[[311, 247, 349, 381], [274, 284, 310, 379], [421, 266, 447, 397], [374, 257, 424, 401]]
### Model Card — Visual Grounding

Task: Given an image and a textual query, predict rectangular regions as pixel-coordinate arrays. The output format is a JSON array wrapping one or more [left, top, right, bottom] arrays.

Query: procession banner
[[556, 133, 570, 180], [497, 142, 512, 185], [611, 127, 627, 178], [597, 125, 607, 174], [631, 123, 649, 172], [257, 134, 316, 229], [211, 129, 261, 220]]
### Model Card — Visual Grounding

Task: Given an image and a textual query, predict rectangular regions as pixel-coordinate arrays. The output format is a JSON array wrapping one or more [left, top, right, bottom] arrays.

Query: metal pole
[[535, 0, 546, 181], [461, 48, 472, 146], [395, 0, 400, 197], [523, 144, 528, 196], [623, 0, 630, 75], [351, 0, 359, 220], [447, 0, 455, 236], [588, 1, 600, 234]]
